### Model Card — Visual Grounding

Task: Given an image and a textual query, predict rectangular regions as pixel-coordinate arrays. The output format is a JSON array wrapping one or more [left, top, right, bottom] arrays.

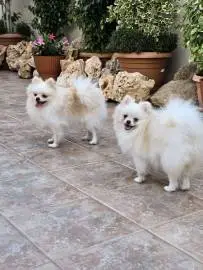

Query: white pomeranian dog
[[113, 95, 203, 192], [26, 76, 107, 148]]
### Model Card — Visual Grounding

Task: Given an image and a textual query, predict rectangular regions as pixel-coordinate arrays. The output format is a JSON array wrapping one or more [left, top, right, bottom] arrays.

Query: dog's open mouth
[[124, 124, 136, 131], [35, 101, 47, 108]]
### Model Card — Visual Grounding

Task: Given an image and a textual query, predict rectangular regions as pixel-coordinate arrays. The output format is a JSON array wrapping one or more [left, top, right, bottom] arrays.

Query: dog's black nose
[[36, 97, 40, 102], [126, 120, 131, 125]]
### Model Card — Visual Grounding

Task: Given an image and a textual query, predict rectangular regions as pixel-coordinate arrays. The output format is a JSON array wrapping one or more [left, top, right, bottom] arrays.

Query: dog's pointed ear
[[121, 95, 134, 105], [140, 101, 152, 114], [32, 76, 43, 84], [45, 78, 56, 88]]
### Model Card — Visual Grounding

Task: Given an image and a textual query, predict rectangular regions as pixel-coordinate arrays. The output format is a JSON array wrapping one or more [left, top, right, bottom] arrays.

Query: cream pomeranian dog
[[113, 95, 203, 192], [26, 76, 107, 148]]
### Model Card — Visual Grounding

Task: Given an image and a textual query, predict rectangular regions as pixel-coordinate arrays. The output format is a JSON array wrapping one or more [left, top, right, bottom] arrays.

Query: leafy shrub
[[16, 22, 32, 39], [181, 0, 203, 75], [72, 0, 116, 52], [106, 28, 178, 53], [0, 19, 7, 34], [106, 0, 178, 52], [29, 0, 71, 36], [107, 0, 178, 37]]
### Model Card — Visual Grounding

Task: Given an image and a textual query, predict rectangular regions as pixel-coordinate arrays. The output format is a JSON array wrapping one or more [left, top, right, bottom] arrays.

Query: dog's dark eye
[[124, 114, 128, 119], [42, 94, 47, 98], [34, 93, 37, 97], [134, 118, 138, 122]]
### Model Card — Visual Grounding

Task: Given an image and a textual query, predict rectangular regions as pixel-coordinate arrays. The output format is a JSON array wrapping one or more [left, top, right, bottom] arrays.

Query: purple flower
[[32, 36, 45, 47], [36, 36, 45, 45]]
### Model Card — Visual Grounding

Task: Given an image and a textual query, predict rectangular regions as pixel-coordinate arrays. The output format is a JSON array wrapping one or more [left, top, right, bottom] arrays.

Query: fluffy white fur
[[113, 95, 203, 192], [26, 76, 107, 147]]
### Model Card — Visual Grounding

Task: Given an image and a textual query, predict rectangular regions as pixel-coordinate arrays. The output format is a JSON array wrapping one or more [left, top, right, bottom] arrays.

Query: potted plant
[[0, 0, 31, 45], [181, 0, 203, 108], [106, 0, 178, 89], [32, 34, 69, 79], [29, 0, 71, 79], [72, 0, 116, 66]]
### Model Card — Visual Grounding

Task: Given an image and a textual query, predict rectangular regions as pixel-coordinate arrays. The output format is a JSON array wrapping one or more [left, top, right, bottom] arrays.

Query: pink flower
[[48, 33, 56, 40]]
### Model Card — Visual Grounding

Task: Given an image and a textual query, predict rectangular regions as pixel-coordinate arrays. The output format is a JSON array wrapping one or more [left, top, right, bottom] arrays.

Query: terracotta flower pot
[[34, 55, 65, 80], [112, 52, 172, 90], [79, 52, 112, 67], [0, 33, 23, 46], [193, 74, 203, 109]]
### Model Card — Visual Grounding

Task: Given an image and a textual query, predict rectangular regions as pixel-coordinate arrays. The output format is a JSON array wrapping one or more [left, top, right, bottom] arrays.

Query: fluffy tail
[[71, 76, 107, 120]]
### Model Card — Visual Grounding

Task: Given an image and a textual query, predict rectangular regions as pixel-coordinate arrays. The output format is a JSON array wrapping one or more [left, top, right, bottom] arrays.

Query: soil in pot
[[113, 52, 172, 90], [34, 55, 65, 80]]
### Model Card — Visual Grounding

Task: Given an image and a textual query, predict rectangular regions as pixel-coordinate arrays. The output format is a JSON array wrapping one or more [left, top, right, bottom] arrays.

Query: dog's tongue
[[35, 103, 43, 108]]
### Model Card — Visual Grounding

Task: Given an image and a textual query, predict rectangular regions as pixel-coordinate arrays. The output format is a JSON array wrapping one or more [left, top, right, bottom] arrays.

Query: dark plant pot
[[112, 52, 172, 90], [34, 55, 65, 80], [79, 52, 112, 67], [0, 33, 23, 46], [193, 74, 203, 110]]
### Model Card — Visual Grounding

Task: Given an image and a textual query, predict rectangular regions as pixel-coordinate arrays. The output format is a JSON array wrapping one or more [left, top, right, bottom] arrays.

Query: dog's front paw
[[164, 185, 177, 192], [134, 176, 145, 183], [48, 142, 59, 148]]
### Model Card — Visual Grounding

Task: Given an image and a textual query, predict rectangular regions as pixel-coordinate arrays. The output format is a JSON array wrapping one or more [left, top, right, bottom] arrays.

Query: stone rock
[[65, 45, 79, 61], [150, 79, 197, 106], [57, 59, 85, 87], [99, 73, 115, 100], [33, 69, 39, 77], [18, 59, 33, 79], [173, 62, 197, 81], [0, 45, 7, 67], [6, 41, 34, 78], [6, 44, 20, 71], [112, 71, 155, 102], [101, 58, 121, 76], [28, 56, 36, 69], [85, 56, 102, 79]]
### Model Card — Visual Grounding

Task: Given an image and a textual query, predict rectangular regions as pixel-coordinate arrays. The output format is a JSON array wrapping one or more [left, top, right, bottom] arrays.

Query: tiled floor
[[0, 71, 203, 270]]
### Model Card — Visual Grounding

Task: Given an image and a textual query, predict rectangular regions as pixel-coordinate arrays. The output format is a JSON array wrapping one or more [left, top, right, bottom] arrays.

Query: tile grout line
[[28, 158, 105, 172], [46, 169, 203, 264], [149, 209, 203, 230], [2, 102, 203, 263], [64, 138, 138, 171], [0, 212, 63, 270], [147, 227, 203, 264], [2, 140, 202, 263]]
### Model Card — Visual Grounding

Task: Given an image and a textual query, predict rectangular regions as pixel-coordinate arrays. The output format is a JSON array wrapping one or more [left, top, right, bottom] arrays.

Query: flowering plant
[[32, 33, 69, 56]]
